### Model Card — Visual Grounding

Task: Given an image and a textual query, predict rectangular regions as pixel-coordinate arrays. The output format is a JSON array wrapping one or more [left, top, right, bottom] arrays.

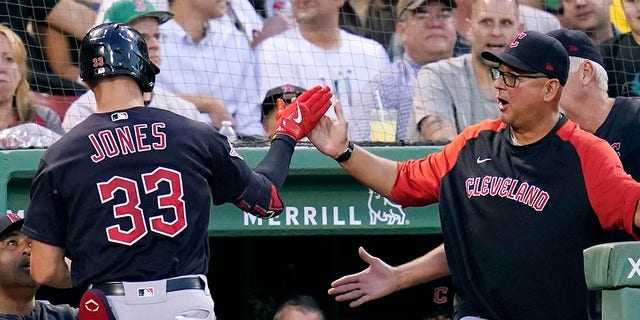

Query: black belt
[[92, 277, 205, 296]]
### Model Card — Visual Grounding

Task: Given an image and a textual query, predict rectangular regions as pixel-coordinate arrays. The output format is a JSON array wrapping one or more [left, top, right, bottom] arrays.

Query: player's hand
[[328, 247, 399, 307], [274, 85, 332, 141], [308, 99, 349, 158]]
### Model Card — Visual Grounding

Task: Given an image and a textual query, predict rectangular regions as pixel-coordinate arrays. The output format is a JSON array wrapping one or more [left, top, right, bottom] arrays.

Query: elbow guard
[[233, 173, 284, 218]]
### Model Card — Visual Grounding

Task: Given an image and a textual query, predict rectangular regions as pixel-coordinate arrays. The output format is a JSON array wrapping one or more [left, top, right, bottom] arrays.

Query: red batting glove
[[274, 85, 332, 141]]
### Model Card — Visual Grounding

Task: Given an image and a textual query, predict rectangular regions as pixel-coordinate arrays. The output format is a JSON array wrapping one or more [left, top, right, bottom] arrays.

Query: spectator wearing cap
[[261, 84, 306, 137], [159, 0, 264, 139], [412, 0, 522, 142], [94, 0, 169, 24], [255, 0, 390, 142], [351, 0, 458, 142], [599, 0, 640, 97], [0, 213, 77, 319], [390, 0, 472, 62], [62, 0, 202, 133], [319, 30, 640, 319]]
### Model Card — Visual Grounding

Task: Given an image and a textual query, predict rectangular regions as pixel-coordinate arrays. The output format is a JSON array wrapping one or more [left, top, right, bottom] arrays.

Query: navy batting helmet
[[79, 23, 159, 93]]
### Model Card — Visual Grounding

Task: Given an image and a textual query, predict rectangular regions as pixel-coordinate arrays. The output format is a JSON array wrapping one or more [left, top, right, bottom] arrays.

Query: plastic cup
[[369, 109, 397, 142]]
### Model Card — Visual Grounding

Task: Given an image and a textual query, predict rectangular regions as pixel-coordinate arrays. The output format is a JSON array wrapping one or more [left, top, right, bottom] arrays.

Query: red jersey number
[[92, 57, 104, 67], [98, 167, 187, 246]]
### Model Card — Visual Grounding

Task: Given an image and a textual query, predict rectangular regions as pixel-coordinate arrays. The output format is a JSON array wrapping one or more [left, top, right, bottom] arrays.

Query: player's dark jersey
[[23, 107, 260, 287], [593, 96, 640, 243], [596, 96, 640, 180], [0, 301, 77, 320], [391, 116, 640, 319]]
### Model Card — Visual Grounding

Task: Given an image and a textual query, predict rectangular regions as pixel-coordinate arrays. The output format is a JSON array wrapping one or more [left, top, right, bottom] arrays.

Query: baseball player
[[22, 23, 332, 320], [261, 84, 306, 137], [311, 31, 640, 318], [323, 28, 640, 319], [0, 213, 78, 319]]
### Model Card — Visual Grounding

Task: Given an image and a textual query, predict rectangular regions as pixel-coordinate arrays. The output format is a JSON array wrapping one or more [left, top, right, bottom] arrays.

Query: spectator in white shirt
[[158, 0, 264, 138], [255, 0, 391, 141]]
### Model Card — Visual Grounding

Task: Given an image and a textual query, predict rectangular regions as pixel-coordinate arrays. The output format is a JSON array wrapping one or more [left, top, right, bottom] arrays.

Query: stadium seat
[[29, 91, 80, 121]]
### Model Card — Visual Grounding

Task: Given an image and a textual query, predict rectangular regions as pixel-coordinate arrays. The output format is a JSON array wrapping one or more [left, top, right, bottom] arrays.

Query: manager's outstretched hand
[[307, 99, 350, 158], [327, 247, 399, 307], [274, 85, 332, 141]]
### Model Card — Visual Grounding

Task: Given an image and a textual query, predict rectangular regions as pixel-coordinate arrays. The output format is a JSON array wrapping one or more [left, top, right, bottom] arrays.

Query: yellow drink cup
[[369, 109, 397, 142]]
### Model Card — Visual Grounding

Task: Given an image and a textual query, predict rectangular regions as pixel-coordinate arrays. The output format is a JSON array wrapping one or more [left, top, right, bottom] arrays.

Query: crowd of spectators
[[1, 0, 637, 147], [0, 0, 640, 143]]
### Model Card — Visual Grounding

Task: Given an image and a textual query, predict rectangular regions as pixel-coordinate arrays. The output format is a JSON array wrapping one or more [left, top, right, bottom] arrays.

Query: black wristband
[[334, 141, 354, 163]]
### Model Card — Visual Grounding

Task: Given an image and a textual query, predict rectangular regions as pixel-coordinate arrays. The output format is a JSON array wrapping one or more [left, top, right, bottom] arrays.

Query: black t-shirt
[[596, 96, 640, 179], [594, 96, 640, 242], [600, 32, 640, 97]]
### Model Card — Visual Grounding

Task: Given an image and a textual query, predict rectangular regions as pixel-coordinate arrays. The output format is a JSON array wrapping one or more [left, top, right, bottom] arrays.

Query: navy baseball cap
[[482, 30, 569, 86], [261, 84, 306, 123], [262, 84, 306, 111], [0, 213, 24, 239], [546, 28, 604, 67]]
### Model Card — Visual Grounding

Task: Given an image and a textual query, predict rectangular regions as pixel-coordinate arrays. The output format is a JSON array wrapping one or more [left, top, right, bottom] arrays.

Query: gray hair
[[568, 56, 608, 91]]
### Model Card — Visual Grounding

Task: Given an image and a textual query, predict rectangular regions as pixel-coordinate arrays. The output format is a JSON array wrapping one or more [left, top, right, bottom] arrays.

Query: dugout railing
[[584, 242, 640, 319]]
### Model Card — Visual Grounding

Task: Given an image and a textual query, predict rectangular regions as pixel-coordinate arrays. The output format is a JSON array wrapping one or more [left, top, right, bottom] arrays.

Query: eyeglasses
[[411, 9, 454, 21], [399, 7, 453, 22], [490, 67, 548, 88]]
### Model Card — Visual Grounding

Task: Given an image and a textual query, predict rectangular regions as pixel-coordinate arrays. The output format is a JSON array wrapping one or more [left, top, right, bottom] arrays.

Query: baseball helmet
[[79, 23, 159, 93]]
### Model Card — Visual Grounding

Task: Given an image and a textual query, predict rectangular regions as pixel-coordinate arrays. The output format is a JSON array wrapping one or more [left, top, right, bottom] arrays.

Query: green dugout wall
[[1, 146, 449, 319], [0, 146, 443, 236]]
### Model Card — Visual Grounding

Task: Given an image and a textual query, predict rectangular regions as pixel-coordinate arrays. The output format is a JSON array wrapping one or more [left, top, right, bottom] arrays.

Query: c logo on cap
[[509, 32, 527, 48], [6, 213, 21, 223]]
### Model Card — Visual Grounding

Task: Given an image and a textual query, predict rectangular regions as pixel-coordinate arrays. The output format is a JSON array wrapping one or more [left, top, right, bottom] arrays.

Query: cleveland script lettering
[[465, 176, 550, 211], [89, 123, 167, 163]]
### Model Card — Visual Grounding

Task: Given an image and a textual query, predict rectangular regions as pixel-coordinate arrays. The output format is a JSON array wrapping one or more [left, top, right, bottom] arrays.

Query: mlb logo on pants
[[138, 287, 154, 297]]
